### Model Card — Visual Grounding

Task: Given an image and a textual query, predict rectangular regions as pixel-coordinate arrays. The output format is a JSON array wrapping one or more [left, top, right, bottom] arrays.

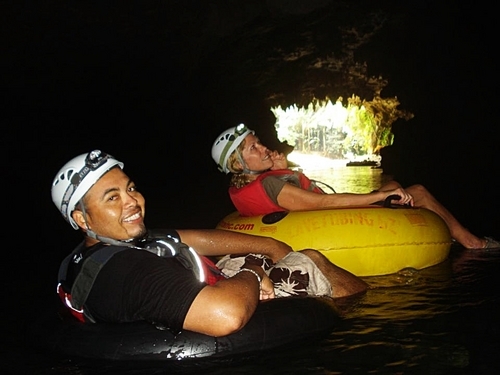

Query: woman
[[212, 124, 499, 250]]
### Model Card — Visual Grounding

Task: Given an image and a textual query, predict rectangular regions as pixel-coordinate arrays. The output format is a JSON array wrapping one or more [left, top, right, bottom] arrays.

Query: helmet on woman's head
[[51, 150, 124, 229], [211, 124, 254, 174]]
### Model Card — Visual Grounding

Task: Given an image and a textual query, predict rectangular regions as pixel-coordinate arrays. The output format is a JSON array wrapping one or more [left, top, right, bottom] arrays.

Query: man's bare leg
[[300, 249, 368, 299]]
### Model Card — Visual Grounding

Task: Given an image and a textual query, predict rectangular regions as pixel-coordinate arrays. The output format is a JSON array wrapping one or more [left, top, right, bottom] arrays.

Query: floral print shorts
[[216, 251, 332, 297]]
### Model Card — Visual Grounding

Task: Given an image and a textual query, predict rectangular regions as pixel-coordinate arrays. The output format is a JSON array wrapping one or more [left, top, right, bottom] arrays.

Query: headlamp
[[234, 123, 248, 136]]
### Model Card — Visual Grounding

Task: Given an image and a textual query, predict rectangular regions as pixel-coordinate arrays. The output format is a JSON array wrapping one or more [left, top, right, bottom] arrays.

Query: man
[[52, 150, 367, 337], [212, 124, 500, 250]]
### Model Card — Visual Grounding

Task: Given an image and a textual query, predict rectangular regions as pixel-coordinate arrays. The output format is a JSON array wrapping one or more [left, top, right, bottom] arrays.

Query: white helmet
[[51, 150, 124, 229], [211, 124, 254, 174]]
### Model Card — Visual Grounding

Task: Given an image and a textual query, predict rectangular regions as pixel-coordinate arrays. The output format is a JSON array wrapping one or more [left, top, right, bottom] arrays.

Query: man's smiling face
[[75, 167, 147, 241]]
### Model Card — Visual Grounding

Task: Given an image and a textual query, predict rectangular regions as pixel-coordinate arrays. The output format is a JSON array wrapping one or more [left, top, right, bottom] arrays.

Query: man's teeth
[[124, 212, 141, 222]]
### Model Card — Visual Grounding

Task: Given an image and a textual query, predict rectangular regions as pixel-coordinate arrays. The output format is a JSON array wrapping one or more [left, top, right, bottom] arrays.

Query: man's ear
[[72, 210, 88, 230]]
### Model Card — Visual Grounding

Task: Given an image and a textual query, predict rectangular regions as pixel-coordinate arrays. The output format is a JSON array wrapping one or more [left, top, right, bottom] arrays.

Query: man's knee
[[299, 249, 350, 273], [298, 249, 368, 298], [298, 249, 331, 268], [299, 248, 320, 258]]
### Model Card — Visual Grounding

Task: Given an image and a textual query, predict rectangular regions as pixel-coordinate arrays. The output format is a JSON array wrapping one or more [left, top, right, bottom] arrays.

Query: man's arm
[[176, 229, 291, 263], [182, 263, 271, 336]]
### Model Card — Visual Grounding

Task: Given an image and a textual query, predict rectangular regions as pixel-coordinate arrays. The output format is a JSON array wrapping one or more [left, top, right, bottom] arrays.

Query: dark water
[[11, 246, 500, 374], [5, 1, 499, 374], [10, 167, 500, 375]]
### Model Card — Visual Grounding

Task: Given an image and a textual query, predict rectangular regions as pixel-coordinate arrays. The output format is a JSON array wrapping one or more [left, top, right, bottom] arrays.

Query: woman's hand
[[269, 151, 288, 170], [385, 188, 414, 206]]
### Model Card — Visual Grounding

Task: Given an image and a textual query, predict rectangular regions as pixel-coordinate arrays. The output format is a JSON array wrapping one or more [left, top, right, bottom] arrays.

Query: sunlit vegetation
[[272, 95, 414, 161]]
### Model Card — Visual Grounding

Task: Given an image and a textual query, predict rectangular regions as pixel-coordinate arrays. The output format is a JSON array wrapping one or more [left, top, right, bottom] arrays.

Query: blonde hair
[[228, 138, 253, 188]]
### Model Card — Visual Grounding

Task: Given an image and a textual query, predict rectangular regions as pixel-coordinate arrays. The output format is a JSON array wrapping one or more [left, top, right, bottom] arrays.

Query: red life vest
[[229, 170, 324, 217]]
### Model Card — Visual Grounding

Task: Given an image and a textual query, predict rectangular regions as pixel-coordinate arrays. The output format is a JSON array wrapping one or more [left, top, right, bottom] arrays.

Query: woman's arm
[[276, 183, 414, 210]]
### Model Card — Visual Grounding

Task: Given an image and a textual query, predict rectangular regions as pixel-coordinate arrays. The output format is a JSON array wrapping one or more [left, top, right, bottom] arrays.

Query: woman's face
[[240, 133, 273, 171]]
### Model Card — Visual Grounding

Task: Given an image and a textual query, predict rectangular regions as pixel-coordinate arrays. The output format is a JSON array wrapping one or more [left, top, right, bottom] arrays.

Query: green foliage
[[272, 94, 413, 159]]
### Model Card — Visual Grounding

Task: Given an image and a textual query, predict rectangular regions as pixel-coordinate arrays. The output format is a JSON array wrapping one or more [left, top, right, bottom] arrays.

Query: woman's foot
[[465, 237, 500, 250], [482, 237, 500, 250]]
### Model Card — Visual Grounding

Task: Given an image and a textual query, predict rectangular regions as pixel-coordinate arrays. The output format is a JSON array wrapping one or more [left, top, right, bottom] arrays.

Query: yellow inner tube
[[216, 206, 452, 276]]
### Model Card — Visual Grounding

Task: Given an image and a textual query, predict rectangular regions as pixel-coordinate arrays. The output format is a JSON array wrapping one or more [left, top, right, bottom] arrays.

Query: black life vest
[[57, 232, 225, 323]]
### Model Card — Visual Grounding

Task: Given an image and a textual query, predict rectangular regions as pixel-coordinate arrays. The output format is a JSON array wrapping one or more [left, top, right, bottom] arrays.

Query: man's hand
[[259, 273, 275, 300]]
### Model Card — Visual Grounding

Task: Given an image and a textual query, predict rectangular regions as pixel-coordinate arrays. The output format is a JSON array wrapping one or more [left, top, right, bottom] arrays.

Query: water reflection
[[287, 152, 392, 194], [303, 165, 392, 194], [319, 246, 500, 374]]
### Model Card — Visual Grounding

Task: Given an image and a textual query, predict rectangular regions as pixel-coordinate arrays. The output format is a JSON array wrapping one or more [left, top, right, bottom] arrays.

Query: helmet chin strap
[[86, 228, 137, 247], [236, 149, 269, 175], [79, 199, 138, 247]]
